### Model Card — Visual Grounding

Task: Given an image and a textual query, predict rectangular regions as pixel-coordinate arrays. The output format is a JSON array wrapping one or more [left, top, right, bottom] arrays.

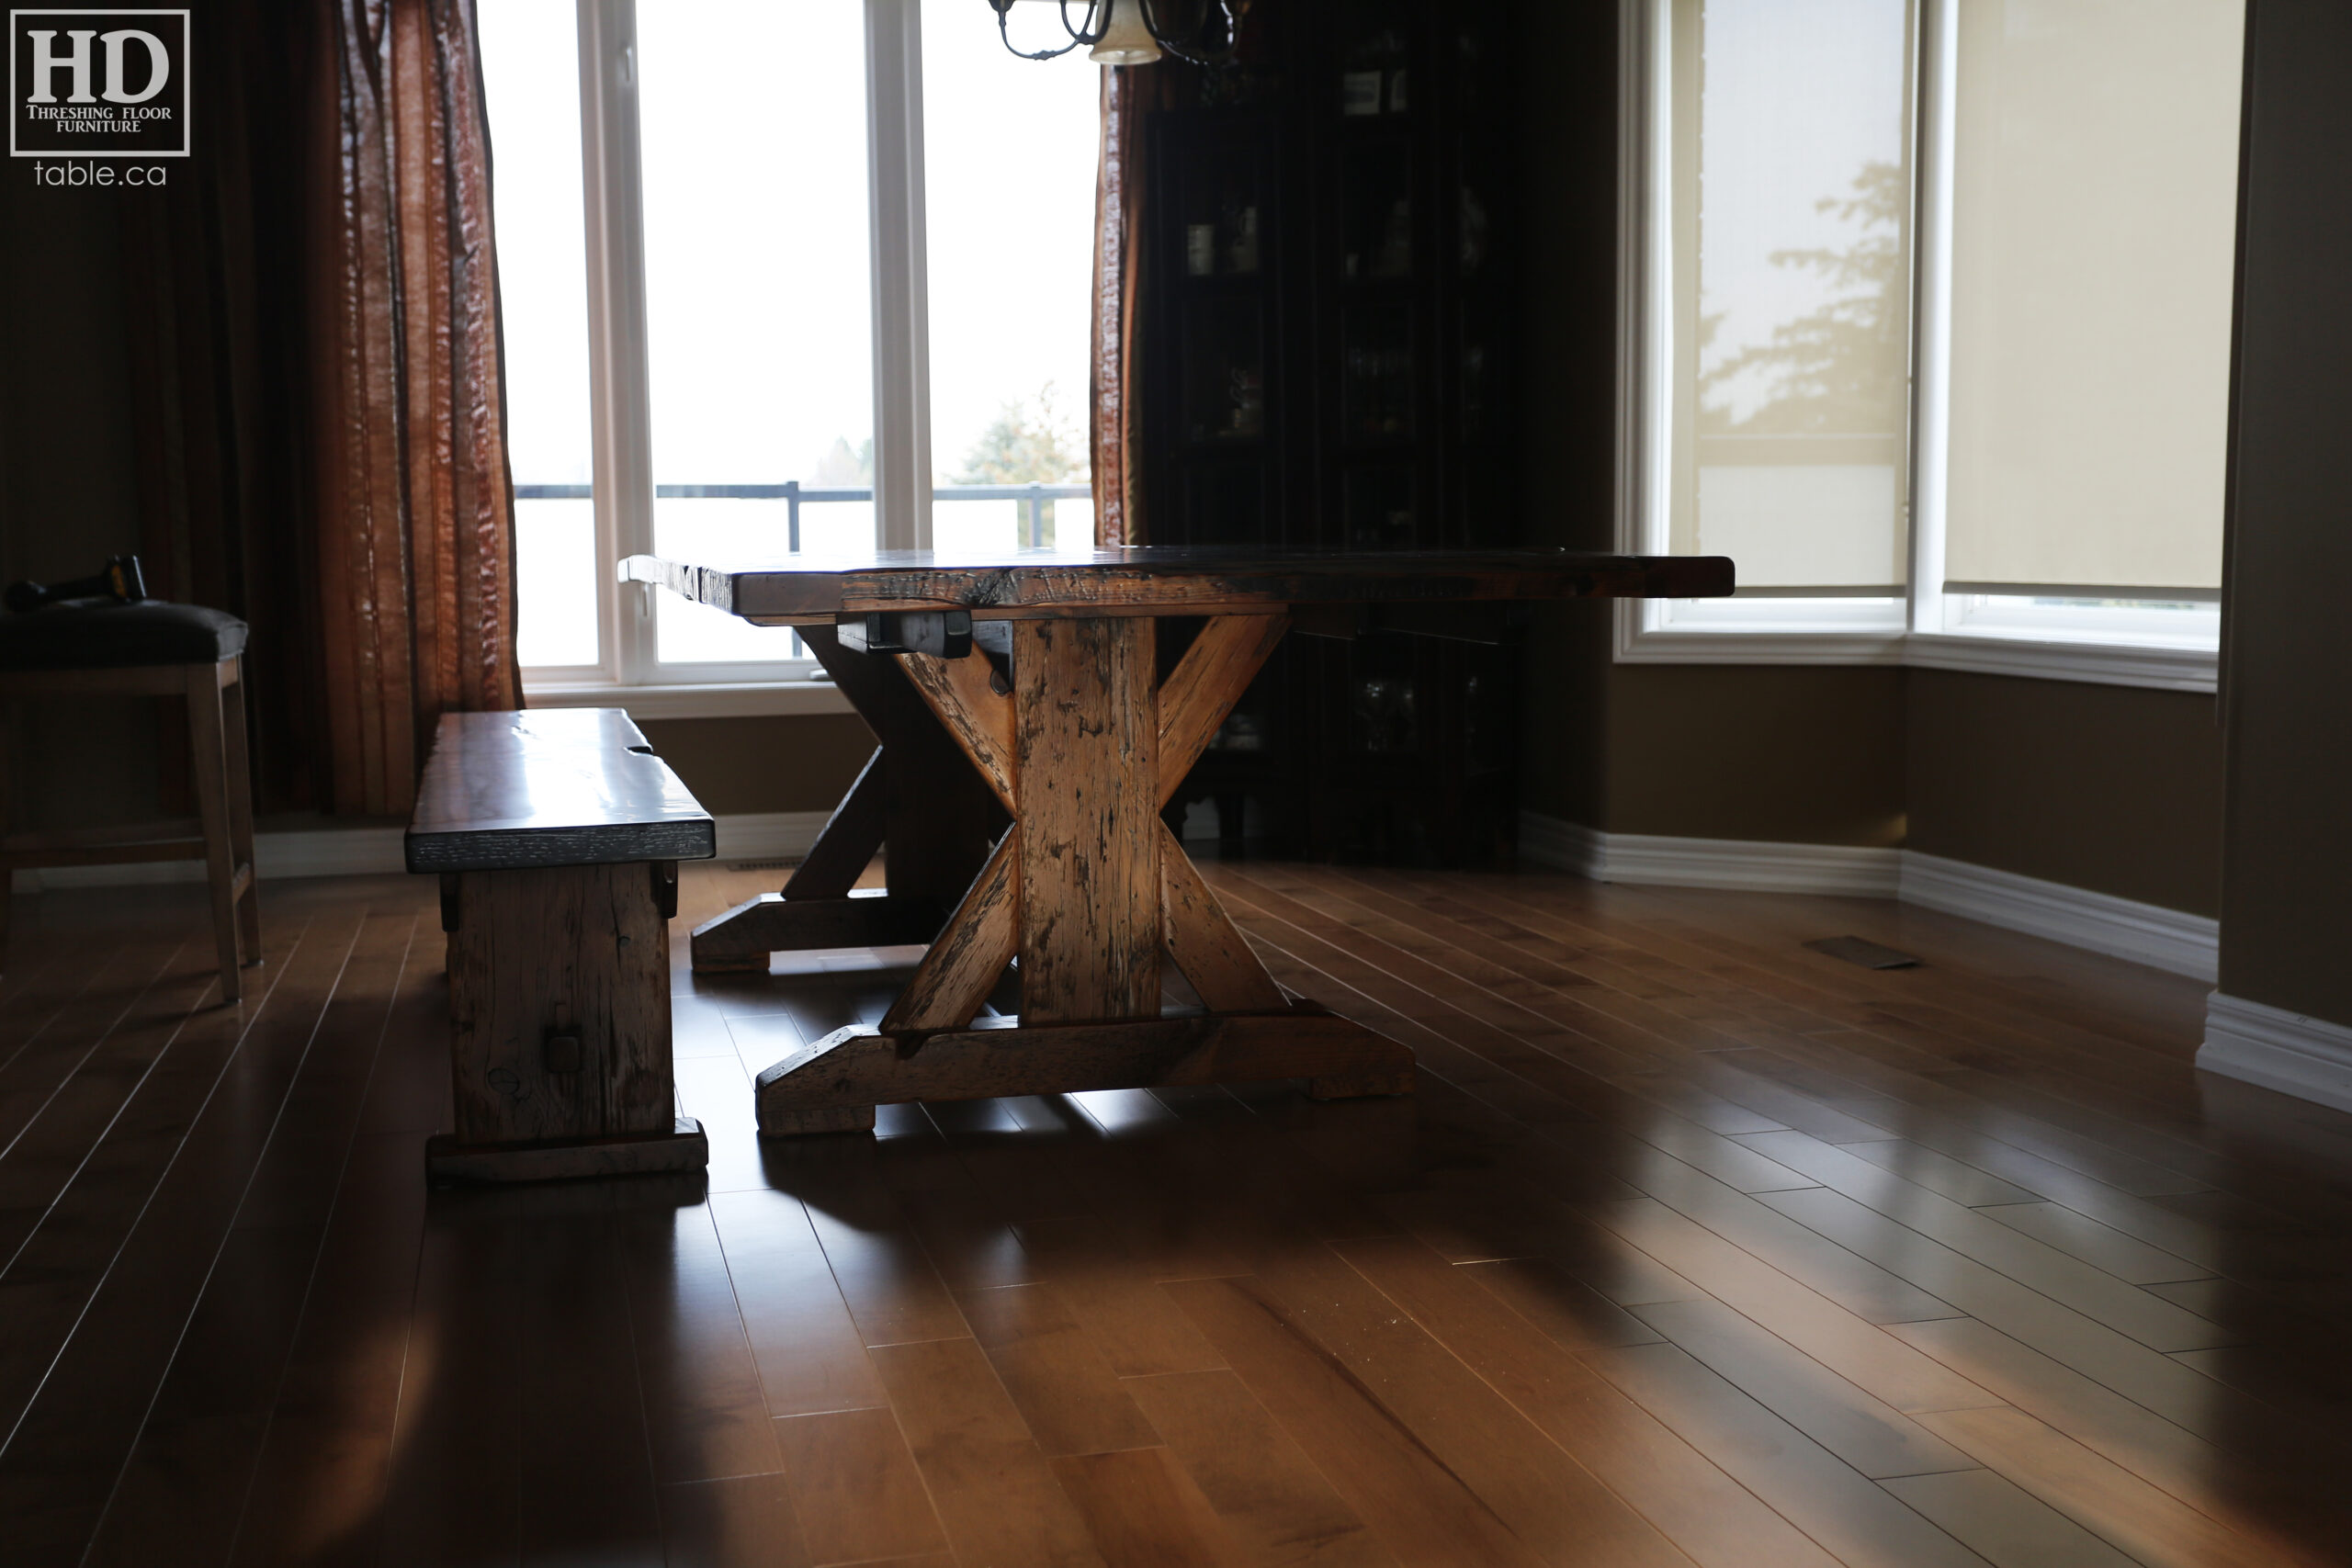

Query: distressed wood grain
[[1014, 617, 1162, 1025]]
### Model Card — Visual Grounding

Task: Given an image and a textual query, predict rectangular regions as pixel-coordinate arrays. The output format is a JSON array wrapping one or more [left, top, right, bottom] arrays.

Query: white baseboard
[[8, 811, 834, 893], [1518, 811, 2218, 980], [1517, 811, 1899, 897], [1899, 851, 2217, 983], [2199, 993, 2352, 1114]]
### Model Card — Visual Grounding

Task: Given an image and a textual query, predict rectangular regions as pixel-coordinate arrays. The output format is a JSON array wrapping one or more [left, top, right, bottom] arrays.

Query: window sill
[[1902, 632, 2216, 694], [1615, 604, 2216, 692], [523, 678, 856, 720]]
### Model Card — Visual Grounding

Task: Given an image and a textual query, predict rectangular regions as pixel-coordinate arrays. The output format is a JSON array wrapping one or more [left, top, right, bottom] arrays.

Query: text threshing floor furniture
[[624, 546, 1734, 1134]]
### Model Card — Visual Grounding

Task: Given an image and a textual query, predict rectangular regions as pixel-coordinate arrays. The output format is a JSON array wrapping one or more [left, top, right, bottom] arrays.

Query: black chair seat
[[0, 599, 248, 671]]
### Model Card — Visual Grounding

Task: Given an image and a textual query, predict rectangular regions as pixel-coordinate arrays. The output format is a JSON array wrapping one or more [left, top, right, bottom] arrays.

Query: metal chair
[[0, 600, 261, 1001]]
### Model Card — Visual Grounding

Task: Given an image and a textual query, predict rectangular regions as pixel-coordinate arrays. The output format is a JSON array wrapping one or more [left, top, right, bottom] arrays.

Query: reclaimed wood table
[[622, 547, 1733, 1134]]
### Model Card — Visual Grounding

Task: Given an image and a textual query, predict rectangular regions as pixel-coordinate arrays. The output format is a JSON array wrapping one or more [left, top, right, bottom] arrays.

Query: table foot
[[425, 1116, 709, 1183], [691, 893, 947, 973], [752, 1001, 1413, 1136]]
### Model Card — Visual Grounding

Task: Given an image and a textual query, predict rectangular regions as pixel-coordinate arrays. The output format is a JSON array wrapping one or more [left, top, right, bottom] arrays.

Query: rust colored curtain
[[1091, 65, 1150, 547], [311, 0, 520, 816]]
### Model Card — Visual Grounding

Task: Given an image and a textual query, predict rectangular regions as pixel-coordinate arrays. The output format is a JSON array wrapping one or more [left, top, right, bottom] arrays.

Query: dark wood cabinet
[[1139, 0, 1521, 863]]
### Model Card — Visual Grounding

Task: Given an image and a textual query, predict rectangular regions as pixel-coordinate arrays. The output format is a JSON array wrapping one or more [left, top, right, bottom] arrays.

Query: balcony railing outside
[[513, 480, 1092, 550]]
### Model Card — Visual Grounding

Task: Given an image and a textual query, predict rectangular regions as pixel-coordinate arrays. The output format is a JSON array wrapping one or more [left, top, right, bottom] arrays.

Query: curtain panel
[[310, 0, 520, 816], [1091, 64, 1148, 547]]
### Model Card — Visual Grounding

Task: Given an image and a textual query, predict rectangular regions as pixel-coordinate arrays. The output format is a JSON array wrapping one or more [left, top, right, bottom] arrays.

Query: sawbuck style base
[[738, 611, 1420, 1134]]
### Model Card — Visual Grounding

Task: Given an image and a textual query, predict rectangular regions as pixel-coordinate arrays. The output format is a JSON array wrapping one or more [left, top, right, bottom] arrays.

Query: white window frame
[[1614, 0, 2222, 694], [523, 0, 950, 718]]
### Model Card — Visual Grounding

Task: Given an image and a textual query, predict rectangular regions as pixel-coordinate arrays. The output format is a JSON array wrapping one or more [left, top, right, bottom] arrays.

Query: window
[[1623, 0, 2243, 690], [480, 0, 1102, 713]]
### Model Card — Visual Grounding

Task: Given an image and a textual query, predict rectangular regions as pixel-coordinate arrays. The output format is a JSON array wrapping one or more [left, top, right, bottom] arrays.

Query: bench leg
[[185, 665, 242, 1004]]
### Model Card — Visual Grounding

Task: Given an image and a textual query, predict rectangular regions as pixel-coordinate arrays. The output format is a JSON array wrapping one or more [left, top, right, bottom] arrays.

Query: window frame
[[519, 0, 947, 716], [1613, 0, 2224, 694]]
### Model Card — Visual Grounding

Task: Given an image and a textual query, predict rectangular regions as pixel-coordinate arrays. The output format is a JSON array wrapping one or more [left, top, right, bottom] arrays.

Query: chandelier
[[987, 0, 1250, 67]]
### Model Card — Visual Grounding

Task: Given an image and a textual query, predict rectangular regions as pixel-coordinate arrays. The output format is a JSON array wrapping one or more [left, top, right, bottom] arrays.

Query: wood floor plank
[[1878, 1465, 2142, 1568], [1733, 1131, 2231, 1348], [1120, 1369, 1396, 1568], [1972, 1201, 2214, 1286], [1627, 1296, 1979, 1480], [870, 1335, 1109, 1568], [1885, 1314, 2352, 1558], [1327, 1234, 1843, 1568], [1914, 1403, 2330, 1568], [1587, 1198, 1996, 1414], [1831, 1139, 2046, 1208], [771, 1405, 947, 1565], [1054, 1446, 1256, 1568], [707, 1189, 889, 1417], [1012, 1216, 1229, 1377], [1204, 1245, 1703, 1568], [1159, 1275, 1553, 1568], [660, 1473, 816, 1568], [1583, 1341, 1996, 1568], [956, 1280, 1164, 1457], [621, 1202, 785, 1486], [1453, 1257, 1664, 1349]]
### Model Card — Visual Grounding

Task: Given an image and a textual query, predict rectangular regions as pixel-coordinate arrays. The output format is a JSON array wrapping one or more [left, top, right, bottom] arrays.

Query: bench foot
[[426, 1116, 710, 1184], [753, 1002, 1414, 1136]]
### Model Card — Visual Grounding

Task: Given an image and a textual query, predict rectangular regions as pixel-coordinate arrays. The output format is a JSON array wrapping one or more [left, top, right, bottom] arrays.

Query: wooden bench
[[406, 708, 716, 1182]]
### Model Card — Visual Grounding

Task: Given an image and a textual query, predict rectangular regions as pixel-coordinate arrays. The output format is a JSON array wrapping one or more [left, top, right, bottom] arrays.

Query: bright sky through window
[[481, 0, 1104, 672]]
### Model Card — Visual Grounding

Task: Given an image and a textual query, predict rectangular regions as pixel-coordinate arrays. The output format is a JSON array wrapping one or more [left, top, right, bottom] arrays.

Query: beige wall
[[2213, 0, 2352, 1027]]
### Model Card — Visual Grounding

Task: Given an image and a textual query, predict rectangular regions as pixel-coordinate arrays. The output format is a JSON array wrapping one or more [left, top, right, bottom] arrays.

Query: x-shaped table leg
[[752, 613, 1415, 1135]]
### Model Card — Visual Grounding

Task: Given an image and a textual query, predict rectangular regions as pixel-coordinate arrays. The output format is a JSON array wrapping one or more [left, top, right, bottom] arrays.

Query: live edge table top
[[620, 546, 1736, 625]]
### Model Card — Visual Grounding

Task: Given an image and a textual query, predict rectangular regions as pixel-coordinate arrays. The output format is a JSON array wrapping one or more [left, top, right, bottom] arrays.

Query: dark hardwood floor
[[1, 856, 2346, 1567]]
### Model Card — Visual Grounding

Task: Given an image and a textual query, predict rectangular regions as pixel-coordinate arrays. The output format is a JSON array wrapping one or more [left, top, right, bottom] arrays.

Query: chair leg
[[186, 666, 242, 1004], [222, 659, 261, 965]]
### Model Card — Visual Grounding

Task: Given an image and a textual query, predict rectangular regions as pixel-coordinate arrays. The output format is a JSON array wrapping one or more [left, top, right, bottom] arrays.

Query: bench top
[[405, 708, 718, 874]]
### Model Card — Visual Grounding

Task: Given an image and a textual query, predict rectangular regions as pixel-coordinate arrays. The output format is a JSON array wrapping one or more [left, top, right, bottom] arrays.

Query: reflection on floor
[[2, 859, 2348, 1567]]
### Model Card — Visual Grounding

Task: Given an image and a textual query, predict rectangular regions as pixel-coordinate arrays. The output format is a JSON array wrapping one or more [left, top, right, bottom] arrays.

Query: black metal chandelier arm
[[1058, 0, 1110, 45], [1135, 0, 1249, 69], [989, 0, 1090, 60]]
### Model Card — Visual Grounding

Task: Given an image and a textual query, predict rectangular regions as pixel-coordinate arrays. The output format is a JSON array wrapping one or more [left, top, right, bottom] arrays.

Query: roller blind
[[1668, 0, 1916, 590], [1943, 0, 2243, 595]]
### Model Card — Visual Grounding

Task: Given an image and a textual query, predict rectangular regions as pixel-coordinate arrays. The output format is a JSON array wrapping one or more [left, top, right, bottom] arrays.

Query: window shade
[[1943, 0, 2242, 594], [1668, 0, 1915, 590]]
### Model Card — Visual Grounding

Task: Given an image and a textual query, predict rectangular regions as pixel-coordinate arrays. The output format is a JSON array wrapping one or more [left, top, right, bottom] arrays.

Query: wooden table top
[[622, 546, 1734, 625], [405, 708, 717, 873]]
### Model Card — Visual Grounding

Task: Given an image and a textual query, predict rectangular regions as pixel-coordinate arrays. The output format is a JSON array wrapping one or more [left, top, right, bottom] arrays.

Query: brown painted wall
[[2214, 0, 2352, 1024], [1606, 666, 1908, 846], [635, 714, 874, 818], [3, 176, 164, 834], [1908, 671, 2223, 916]]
